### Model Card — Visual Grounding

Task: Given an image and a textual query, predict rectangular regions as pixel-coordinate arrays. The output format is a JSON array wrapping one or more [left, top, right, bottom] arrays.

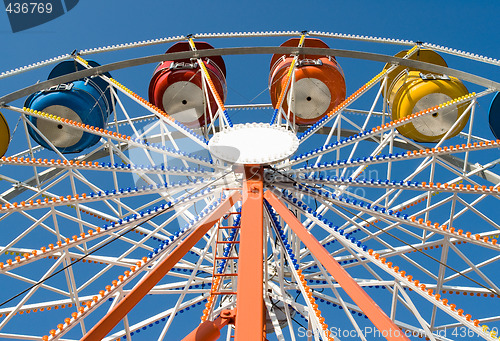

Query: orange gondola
[[269, 38, 346, 125]]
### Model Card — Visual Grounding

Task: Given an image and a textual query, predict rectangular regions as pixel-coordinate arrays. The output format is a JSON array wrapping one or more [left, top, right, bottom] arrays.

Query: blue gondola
[[489, 92, 500, 139], [24, 60, 113, 153]]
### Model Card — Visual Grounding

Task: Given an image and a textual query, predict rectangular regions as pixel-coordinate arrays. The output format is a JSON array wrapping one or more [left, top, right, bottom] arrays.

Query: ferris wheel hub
[[208, 123, 299, 164]]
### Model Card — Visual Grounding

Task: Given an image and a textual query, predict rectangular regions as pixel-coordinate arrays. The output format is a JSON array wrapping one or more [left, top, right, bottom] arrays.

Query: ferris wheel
[[0, 31, 500, 341]]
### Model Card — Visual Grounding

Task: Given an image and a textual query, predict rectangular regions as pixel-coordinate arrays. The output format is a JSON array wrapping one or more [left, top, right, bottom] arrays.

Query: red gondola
[[149, 42, 227, 128]]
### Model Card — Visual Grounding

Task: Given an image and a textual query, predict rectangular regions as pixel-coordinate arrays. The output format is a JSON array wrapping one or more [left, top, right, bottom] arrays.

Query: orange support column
[[265, 190, 409, 341], [235, 165, 265, 340], [81, 192, 241, 341]]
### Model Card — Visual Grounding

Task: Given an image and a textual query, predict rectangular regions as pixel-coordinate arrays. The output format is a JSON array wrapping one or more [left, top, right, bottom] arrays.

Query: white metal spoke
[[0, 31, 499, 341]]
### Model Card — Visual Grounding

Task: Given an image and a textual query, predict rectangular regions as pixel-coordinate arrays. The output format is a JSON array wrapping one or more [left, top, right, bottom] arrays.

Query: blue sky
[[1, 1, 500, 340], [2, 0, 499, 130], [1, 0, 499, 72]]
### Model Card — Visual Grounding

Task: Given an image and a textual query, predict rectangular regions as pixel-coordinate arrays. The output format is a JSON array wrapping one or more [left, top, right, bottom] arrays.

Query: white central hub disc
[[208, 123, 299, 164]]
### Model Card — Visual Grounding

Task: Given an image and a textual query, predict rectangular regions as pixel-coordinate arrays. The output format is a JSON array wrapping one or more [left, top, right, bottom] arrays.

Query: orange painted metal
[[81, 192, 241, 341], [269, 38, 346, 125], [234, 165, 265, 341], [265, 190, 410, 341], [182, 309, 236, 341]]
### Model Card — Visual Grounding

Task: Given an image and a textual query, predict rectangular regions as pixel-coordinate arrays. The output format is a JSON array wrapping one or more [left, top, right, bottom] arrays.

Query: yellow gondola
[[384, 50, 470, 142]]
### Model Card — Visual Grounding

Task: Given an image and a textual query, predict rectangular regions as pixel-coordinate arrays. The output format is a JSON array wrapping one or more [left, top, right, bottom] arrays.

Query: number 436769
[[452, 326, 498, 338], [5, 2, 53, 14]]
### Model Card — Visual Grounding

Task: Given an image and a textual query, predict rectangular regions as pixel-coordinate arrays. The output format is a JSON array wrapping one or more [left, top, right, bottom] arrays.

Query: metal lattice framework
[[0, 31, 499, 341]]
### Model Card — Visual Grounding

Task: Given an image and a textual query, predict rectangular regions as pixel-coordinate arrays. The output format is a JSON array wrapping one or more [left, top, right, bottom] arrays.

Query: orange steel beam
[[265, 190, 410, 341], [235, 165, 265, 340], [182, 309, 236, 341], [81, 192, 242, 341]]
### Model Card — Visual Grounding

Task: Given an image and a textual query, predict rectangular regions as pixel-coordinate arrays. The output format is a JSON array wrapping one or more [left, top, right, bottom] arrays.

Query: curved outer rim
[[1, 46, 500, 105], [0, 34, 500, 341]]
